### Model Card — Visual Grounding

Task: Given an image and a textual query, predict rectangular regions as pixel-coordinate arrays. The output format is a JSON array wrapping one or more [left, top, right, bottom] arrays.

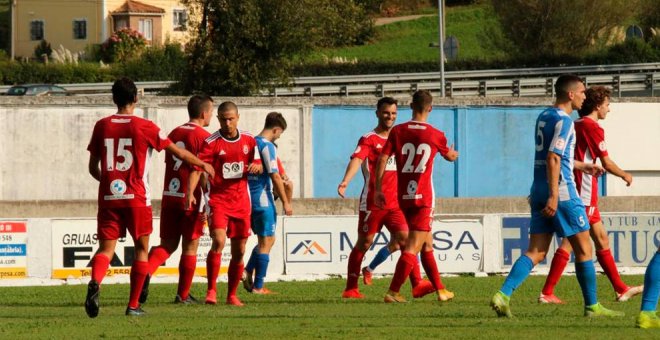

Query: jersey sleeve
[[549, 116, 573, 155], [251, 139, 262, 164], [197, 140, 215, 165], [589, 125, 609, 158], [350, 136, 371, 160], [261, 142, 279, 174], [435, 130, 450, 157], [143, 121, 172, 151], [86, 122, 102, 157]]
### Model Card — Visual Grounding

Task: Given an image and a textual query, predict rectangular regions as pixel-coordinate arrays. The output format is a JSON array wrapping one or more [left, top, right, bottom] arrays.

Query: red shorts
[[97, 207, 153, 241], [585, 206, 601, 225], [402, 207, 434, 232], [160, 208, 205, 240], [209, 207, 251, 239], [357, 208, 408, 236]]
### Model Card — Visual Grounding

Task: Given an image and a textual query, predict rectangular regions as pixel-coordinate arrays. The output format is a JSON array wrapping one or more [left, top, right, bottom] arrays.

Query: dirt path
[[374, 14, 435, 26]]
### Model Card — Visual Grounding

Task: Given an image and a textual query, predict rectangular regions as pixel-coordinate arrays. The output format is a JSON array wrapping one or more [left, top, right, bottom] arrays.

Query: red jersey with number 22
[[162, 122, 211, 210], [198, 130, 260, 217], [574, 117, 609, 207], [351, 131, 398, 211], [382, 121, 450, 209], [87, 114, 172, 208]]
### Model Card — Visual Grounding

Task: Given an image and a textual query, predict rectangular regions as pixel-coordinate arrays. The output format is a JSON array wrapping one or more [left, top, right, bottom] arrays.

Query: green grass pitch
[[0, 275, 656, 339]]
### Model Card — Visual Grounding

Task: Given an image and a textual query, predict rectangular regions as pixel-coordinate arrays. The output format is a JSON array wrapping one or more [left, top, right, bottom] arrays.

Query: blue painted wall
[[312, 105, 605, 198]]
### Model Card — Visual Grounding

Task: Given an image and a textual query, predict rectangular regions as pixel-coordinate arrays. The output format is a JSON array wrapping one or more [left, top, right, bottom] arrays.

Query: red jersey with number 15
[[382, 121, 450, 209], [574, 117, 609, 207], [198, 130, 260, 217], [351, 131, 398, 211], [87, 114, 172, 208], [161, 122, 211, 210]]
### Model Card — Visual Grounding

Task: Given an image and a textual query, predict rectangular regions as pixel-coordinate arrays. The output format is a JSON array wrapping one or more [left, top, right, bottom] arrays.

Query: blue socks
[[254, 253, 270, 289], [245, 246, 258, 273], [575, 260, 598, 306], [641, 252, 660, 312], [500, 255, 534, 296], [368, 246, 392, 271]]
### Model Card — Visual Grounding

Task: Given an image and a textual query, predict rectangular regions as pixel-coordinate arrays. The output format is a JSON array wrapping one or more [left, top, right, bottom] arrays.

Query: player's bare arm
[[601, 156, 633, 186], [543, 152, 561, 218], [186, 170, 202, 210], [270, 172, 293, 216], [443, 144, 459, 162], [574, 160, 604, 176], [337, 157, 363, 198], [373, 153, 389, 208], [166, 143, 216, 178], [88, 155, 102, 182], [247, 162, 263, 175]]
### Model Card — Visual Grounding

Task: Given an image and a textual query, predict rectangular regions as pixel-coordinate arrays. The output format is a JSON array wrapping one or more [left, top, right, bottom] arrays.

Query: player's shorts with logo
[[585, 205, 601, 225], [160, 207, 205, 240], [357, 208, 408, 236], [97, 207, 153, 240], [251, 207, 277, 237], [401, 207, 433, 232], [209, 205, 251, 239], [530, 197, 589, 237]]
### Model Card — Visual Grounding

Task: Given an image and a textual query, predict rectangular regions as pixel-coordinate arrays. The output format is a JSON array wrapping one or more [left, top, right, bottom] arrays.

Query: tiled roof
[[112, 0, 165, 14]]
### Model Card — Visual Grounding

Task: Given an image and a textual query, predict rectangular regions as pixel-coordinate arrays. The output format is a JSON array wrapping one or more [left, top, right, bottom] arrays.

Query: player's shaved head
[[411, 90, 433, 112], [187, 95, 213, 119], [554, 74, 584, 100], [578, 86, 611, 117], [218, 101, 238, 114]]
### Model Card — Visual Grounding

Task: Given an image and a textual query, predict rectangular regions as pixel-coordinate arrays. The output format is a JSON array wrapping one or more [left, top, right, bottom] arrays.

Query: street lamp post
[[437, 0, 445, 97]]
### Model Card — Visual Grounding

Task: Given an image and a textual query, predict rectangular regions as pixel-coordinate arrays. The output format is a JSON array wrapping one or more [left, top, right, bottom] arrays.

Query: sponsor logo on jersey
[[403, 180, 422, 200], [599, 141, 606, 151], [222, 161, 244, 179], [243, 145, 249, 154], [110, 179, 127, 195], [554, 137, 566, 150], [219, 150, 226, 155], [353, 146, 361, 154]]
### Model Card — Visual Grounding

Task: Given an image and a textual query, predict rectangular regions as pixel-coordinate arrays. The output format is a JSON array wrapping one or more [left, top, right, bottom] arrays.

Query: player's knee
[[525, 251, 546, 265]]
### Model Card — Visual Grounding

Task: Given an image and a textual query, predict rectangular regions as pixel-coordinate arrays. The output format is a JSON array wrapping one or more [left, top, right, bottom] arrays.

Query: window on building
[[138, 19, 153, 41], [30, 20, 44, 41], [114, 17, 128, 31], [173, 9, 187, 31], [73, 19, 87, 40]]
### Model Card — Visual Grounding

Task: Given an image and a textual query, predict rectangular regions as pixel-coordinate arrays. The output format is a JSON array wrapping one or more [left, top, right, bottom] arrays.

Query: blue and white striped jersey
[[248, 136, 279, 209], [530, 107, 581, 203]]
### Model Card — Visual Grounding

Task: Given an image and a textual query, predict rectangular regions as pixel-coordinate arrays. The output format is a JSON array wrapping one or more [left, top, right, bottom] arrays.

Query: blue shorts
[[530, 198, 589, 237], [251, 207, 277, 237]]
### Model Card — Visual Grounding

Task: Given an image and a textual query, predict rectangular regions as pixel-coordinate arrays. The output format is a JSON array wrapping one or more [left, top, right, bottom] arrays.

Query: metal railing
[[0, 81, 176, 95]]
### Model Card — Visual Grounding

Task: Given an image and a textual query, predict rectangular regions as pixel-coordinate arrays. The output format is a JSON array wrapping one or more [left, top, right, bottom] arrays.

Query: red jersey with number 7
[[87, 114, 172, 208], [574, 117, 609, 207], [381, 120, 450, 209], [161, 122, 211, 210]]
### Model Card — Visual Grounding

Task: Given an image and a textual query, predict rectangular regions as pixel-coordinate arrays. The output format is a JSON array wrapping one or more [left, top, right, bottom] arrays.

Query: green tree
[[491, 0, 639, 58]]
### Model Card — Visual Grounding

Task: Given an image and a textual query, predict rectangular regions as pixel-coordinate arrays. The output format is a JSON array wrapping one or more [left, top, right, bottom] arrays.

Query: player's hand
[[200, 212, 208, 222], [283, 202, 293, 216], [374, 191, 386, 209], [623, 172, 633, 187], [583, 163, 604, 176], [185, 195, 196, 211], [248, 163, 263, 174], [337, 181, 348, 198], [202, 162, 215, 178], [541, 195, 558, 218], [445, 144, 459, 162]]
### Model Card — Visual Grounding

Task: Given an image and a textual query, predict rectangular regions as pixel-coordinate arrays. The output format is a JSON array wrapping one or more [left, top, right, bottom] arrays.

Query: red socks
[[206, 251, 221, 292], [542, 248, 570, 295], [91, 254, 110, 284], [597, 248, 627, 294], [420, 250, 445, 290], [227, 259, 243, 298], [409, 259, 423, 287], [389, 252, 416, 293], [128, 260, 149, 308], [147, 246, 172, 275], [345, 248, 365, 291], [177, 255, 197, 299]]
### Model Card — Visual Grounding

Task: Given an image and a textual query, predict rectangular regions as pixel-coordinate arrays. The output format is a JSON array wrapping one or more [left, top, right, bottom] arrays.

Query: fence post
[[376, 84, 384, 97], [478, 81, 487, 97], [512, 79, 520, 97], [612, 75, 621, 98], [340, 86, 348, 97], [304, 87, 312, 97], [445, 81, 453, 98], [545, 78, 553, 97], [646, 74, 654, 96]]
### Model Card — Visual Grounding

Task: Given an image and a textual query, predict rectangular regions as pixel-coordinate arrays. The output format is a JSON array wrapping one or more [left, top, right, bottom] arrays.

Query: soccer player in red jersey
[[85, 78, 214, 318], [375, 90, 458, 303], [139, 95, 215, 305], [539, 86, 642, 304], [337, 97, 434, 299], [187, 101, 262, 306]]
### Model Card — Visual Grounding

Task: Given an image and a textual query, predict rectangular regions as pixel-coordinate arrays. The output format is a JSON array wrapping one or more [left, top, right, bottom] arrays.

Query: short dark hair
[[187, 95, 213, 119], [411, 90, 433, 112], [554, 74, 584, 99], [376, 97, 398, 111], [264, 112, 287, 130], [218, 101, 238, 114], [578, 86, 611, 117], [112, 77, 137, 108]]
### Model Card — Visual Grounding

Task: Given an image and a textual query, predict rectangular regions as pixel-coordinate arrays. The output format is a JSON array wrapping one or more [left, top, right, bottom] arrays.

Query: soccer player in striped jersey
[[139, 95, 214, 305], [338, 97, 435, 299], [490, 75, 623, 318], [243, 112, 293, 294], [187, 102, 262, 306], [85, 78, 214, 317], [539, 86, 641, 305]]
